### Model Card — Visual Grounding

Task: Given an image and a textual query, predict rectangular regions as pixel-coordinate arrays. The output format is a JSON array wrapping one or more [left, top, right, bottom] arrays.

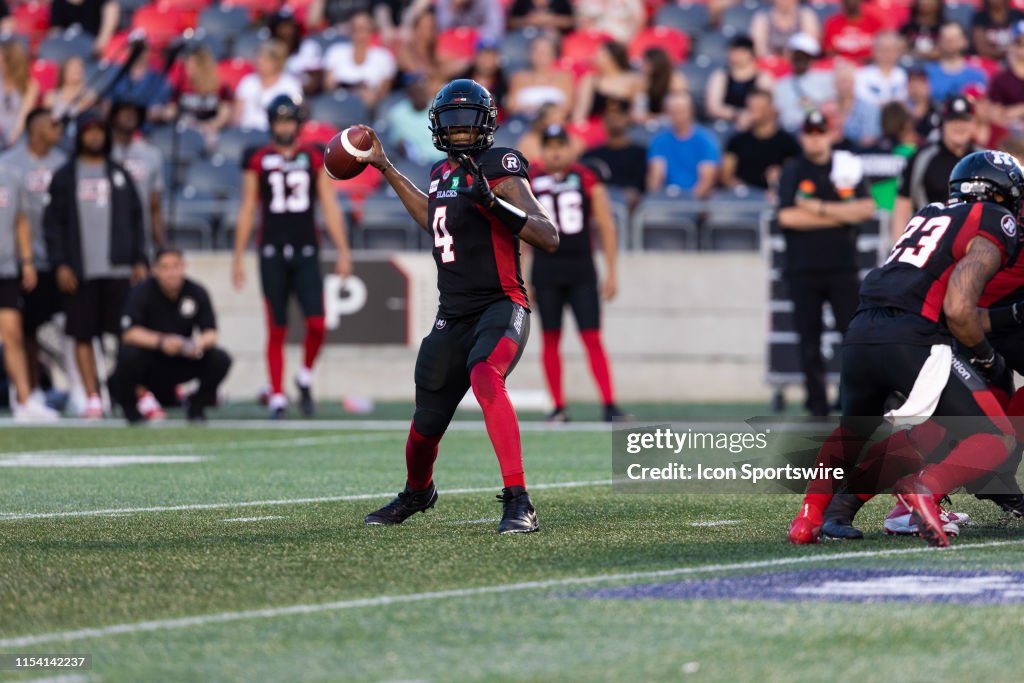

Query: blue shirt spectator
[[109, 47, 172, 115], [646, 92, 720, 197], [926, 22, 987, 102]]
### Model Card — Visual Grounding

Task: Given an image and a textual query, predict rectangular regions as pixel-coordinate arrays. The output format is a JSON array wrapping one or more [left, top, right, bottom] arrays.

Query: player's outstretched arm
[[317, 169, 353, 277], [492, 176, 559, 253], [590, 182, 618, 300], [355, 125, 429, 229], [232, 171, 259, 291]]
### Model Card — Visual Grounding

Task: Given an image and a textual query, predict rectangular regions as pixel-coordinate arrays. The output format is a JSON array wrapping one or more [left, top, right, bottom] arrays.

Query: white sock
[[269, 393, 288, 410], [296, 367, 313, 388]]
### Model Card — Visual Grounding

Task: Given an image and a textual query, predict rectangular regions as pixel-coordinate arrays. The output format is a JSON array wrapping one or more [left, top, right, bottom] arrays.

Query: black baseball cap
[[730, 34, 754, 51], [943, 94, 975, 121], [802, 109, 828, 133], [541, 124, 570, 144]]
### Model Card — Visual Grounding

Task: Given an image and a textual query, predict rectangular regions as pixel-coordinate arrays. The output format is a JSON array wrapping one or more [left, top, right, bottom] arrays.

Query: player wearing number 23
[[232, 95, 353, 419], [352, 79, 560, 534]]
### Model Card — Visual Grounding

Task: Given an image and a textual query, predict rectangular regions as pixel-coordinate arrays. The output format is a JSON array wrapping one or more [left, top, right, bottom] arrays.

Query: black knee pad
[[413, 408, 450, 436]]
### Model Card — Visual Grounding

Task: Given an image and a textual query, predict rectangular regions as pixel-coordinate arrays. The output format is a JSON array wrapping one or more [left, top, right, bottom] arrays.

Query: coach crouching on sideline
[[111, 247, 231, 424]]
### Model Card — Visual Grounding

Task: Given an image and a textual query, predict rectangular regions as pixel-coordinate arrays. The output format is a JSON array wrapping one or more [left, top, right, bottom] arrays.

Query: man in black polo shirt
[[112, 247, 232, 424], [777, 110, 877, 416], [891, 94, 977, 244]]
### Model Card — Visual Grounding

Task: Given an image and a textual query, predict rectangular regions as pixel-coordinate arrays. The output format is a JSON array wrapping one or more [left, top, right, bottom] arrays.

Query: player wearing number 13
[[232, 95, 353, 419], [354, 79, 560, 534]]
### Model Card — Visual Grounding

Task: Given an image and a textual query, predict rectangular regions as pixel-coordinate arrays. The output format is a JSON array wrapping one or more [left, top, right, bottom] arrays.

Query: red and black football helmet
[[428, 79, 498, 155]]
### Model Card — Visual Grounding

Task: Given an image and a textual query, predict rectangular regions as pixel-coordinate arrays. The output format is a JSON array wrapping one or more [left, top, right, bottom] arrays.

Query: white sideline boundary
[[2, 539, 1022, 649], [0, 418, 615, 432], [0, 479, 613, 521]]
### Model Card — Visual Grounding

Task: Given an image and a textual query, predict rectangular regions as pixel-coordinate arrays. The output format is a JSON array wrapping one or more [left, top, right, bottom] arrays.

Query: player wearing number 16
[[231, 95, 353, 419], [354, 79, 559, 534]]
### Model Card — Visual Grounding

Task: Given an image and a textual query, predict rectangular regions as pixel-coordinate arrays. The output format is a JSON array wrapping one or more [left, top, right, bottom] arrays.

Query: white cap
[[788, 32, 820, 57]]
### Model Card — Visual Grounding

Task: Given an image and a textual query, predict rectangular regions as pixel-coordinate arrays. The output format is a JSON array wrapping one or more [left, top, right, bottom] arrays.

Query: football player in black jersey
[[355, 79, 559, 534], [529, 124, 625, 423], [232, 95, 352, 419], [788, 150, 1024, 547]]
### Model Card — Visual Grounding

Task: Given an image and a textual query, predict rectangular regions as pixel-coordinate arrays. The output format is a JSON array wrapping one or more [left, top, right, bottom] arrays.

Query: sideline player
[[356, 79, 560, 534], [528, 123, 625, 422], [232, 95, 352, 419], [788, 150, 1023, 547]]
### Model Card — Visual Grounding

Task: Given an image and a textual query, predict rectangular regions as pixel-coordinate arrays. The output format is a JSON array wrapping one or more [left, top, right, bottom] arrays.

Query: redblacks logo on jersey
[[1002, 215, 1017, 238]]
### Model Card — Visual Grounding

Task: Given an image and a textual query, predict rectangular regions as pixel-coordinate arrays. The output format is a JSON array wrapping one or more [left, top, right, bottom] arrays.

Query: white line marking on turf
[[688, 520, 740, 528], [2, 539, 1021, 649], [0, 479, 612, 521], [0, 454, 208, 468], [449, 517, 500, 525], [21, 675, 92, 683], [0, 418, 614, 432], [222, 516, 285, 523]]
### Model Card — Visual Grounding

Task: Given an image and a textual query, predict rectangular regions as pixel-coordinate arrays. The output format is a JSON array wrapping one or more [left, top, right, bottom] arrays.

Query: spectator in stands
[[110, 103, 165, 255], [112, 246, 231, 424], [306, 0, 375, 29], [1000, 131, 1024, 158], [507, 35, 574, 121], [906, 65, 940, 140], [990, 21, 1024, 129], [750, 0, 821, 59], [397, 7, 443, 82], [972, 0, 1024, 62], [925, 23, 987, 102], [705, 35, 774, 130], [638, 47, 689, 123], [857, 101, 917, 212], [517, 101, 573, 161], [0, 40, 40, 147], [436, 0, 505, 43], [387, 75, 442, 165], [44, 56, 96, 122], [324, 11, 397, 108], [43, 110, 147, 419], [855, 32, 908, 107], [48, 0, 118, 58], [965, 83, 1008, 148], [270, 8, 325, 95], [900, 0, 944, 61], [234, 40, 304, 132], [507, 0, 575, 35], [0, 2, 10, 34], [822, 0, 887, 63], [831, 61, 881, 147], [582, 99, 647, 210], [108, 44, 172, 121], [646, 91, 720, 197], [459, 39, 508, 111], [774, 33, 836, 133], [890, 94, 976, 243], [167, 45, 232, 148], [573, 41, 643, 124], [576, 0, 644, 46], [776, 109, 875, 417], [721, 90, 800, 192]]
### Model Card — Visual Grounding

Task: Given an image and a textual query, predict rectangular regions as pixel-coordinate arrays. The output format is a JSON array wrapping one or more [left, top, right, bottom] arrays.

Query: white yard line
[[2, 539, 1021, 649], [0, 479, 612, 521], [222, 516, 285, 523], [688, 520, 740, 528]]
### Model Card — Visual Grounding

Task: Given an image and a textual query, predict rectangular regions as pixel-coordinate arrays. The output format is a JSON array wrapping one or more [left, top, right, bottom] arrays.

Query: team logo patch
[[429, 179, 439, 193], [502, 153, 521, 173], [451, 177, 459, 190], [443, 169, 451, 180], [121, 315, 131, 330], [435, 318, 446, 330], [987, 150, 1019, 169], [180, 297, 197, 318], [1002, 214, 1017, 238]]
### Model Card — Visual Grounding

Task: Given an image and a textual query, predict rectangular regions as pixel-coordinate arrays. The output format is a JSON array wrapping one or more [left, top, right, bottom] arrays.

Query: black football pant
[[111, 345, 232, 423], [786, 269, 859, 416]]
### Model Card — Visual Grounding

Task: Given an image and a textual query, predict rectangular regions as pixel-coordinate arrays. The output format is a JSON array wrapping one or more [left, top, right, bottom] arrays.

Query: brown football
[[324, 126, 373, 180]]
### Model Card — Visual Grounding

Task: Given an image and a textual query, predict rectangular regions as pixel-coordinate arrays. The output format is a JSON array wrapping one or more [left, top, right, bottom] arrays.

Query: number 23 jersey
[[427, 147, 530, 318], [851, 200, 1021, 344], [244, 144, 323, 249]]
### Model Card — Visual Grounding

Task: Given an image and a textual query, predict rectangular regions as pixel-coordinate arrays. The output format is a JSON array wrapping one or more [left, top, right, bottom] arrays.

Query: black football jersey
[[244, 144, 324, 249], [849, 200, 1021, 344], [529, 162, 599, 286], [427, 147, 530, 318]]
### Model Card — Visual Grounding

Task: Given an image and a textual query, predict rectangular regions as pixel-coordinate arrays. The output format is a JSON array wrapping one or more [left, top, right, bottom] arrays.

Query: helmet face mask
[[429, 79, 498, 155]]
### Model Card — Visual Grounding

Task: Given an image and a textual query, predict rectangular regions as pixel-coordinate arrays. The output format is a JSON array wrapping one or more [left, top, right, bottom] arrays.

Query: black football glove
[[456, 153, 528, 234], [969, 342, 1014, 397]]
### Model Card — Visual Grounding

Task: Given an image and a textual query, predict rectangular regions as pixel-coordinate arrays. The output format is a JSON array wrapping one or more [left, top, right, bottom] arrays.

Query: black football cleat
[[820, 493, 866, 540], [185, 393, 207, 424], [295, 379, 315, 417], [497, 486, 539, 534], [364, 483, 438, 525], [975, 493, 1024, 518], [545, 407, 571, 424], [603, 404, 631, 423], [821, 518, 864, 540]]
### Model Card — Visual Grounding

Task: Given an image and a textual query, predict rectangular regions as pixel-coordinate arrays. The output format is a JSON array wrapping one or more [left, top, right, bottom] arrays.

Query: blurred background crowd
[[4, 0, 1024, 251]]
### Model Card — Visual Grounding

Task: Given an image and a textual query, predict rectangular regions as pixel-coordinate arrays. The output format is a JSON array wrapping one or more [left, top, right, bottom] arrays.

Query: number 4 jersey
[[427, 147, 530, 318], [528, 162, 599, 286], [849, 200, 1022, 345], [244, 144, 323, 249]]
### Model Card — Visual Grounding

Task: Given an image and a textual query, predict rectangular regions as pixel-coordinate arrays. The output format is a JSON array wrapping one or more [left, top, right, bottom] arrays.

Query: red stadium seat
[[299, 120, 339, 148], [132, 4, 193, 50], [161, 0, 213, 11], [13, 2, 50, 52], [756, 55, 792, 79], [221, 0, 280, 19], [628, 26, 691, 64], [217, 58, 255, 92], [560, 29, 615, 68], [334, 166, 384, 212], [436, 28, 479, 63], [31, 60, 59, 96], [100, 31, 133, 63]]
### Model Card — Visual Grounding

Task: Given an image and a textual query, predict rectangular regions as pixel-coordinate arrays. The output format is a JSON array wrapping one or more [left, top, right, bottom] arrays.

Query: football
[[324, 126, 373, 180]]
